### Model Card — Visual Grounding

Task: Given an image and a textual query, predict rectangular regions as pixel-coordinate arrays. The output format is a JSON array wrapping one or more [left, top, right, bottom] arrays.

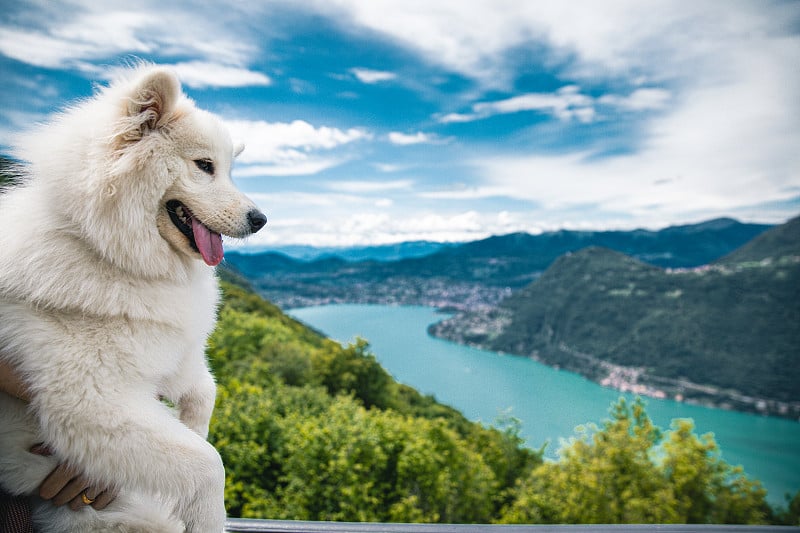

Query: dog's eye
[[193, 159, 215, 175]]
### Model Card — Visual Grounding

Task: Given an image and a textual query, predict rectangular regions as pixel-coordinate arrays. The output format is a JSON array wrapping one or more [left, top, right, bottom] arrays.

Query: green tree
[[500, 398, 678, 524], [500, 398, 770, 525], [662, 418, 768, 524], [210, 379, 279, 516], [776, 491, 800, 525], [310, 338, 395, 409], [238, 394, 500, 523]]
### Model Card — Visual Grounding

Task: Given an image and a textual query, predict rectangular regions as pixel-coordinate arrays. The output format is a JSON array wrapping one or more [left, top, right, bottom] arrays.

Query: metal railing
[[225, 518, 799, 533]]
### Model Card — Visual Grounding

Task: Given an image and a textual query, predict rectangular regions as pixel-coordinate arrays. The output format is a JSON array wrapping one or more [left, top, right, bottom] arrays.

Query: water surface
[[290, 304, 800, 505]]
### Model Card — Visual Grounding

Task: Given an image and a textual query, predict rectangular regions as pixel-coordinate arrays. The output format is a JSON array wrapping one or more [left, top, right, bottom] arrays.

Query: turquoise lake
[[289, 303, 800, 506]]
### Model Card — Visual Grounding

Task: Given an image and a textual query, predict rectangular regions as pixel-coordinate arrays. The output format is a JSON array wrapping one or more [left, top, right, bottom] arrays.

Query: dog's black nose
[[247, 210, 267, 233]]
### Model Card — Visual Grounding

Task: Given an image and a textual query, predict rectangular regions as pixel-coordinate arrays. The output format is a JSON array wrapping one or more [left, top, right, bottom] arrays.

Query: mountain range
[[224, 217, 773, 310], [229, 241, 450, 262]]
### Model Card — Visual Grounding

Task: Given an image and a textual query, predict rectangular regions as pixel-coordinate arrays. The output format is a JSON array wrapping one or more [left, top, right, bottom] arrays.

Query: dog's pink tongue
[[191, 218, 224, 266]]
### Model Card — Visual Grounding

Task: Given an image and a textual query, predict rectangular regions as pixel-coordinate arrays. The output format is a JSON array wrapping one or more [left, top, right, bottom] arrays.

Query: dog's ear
[[233, 141, 245, 158], [123, 67, 181, 139]]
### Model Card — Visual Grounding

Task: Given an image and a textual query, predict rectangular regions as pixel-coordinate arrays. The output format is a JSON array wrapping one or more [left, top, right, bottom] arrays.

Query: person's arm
[[0, 358, 116, 510]]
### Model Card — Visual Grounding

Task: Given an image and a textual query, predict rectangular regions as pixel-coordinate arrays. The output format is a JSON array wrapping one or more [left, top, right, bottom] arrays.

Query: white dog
[[0, 64, 266, 532]]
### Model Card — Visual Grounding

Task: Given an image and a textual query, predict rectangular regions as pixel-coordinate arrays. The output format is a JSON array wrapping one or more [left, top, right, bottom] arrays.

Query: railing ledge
[[225, 518, 800, 533]]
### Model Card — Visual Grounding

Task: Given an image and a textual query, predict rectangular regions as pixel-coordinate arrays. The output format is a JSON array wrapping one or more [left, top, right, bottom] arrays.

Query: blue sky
[[1, 1, 799, 248]]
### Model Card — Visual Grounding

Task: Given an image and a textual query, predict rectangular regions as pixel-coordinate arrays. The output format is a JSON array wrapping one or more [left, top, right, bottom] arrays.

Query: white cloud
[[418, 185, 508, 201], [598, 88, 670, 111], [350, 67, 397, 84], [439, 85, 671, 124], [248, 191, 366, 209], [323, 1, 792, 88], [227, 119, 369, 158], [0, 10, 155, 69], [99, 61, 271, 89], [235, 158, 344, 177], [320, 0, 534, 85], [316, 1, 703, 86], [0, 3, 260, 82], [475, 86, 595, 123], [471, 67, 800, 225], [387, 131, 436, 145], [373, 163, 404, 173], [170, 62, 271, 88], [239, 181, 541, 247], [417, 18, 800, 230], [226, 119, 370, 176], [0, 27, 94, 70], [332, 180, 413, 193], [235, 205, 512, 248], [437, 113, 475, 124]]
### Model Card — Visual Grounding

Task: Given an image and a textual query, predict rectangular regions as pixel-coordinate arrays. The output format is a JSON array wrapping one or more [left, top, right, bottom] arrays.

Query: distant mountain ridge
[[224, 217, 774, 309], [231, 240, 450, 262], [429, 216, 800, 418], [717, 215, 800, 265]]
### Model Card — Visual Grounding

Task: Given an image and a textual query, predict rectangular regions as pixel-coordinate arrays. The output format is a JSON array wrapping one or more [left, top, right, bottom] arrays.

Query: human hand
[[30, 444, 117, 511]]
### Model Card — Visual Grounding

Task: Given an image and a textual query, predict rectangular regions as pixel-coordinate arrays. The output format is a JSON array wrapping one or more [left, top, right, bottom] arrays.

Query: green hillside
[[430, 217, 800, 417], [207, 278, 540, 522], [207, 277, 788, 524], [717, 215, 800, 265]]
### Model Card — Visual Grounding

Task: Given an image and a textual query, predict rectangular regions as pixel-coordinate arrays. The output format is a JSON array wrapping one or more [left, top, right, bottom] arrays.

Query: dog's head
[[102, 66, 267, 271]]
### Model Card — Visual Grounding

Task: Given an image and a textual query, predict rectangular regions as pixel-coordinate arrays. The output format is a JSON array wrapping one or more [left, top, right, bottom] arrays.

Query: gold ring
[[81, 492, 95, 505]]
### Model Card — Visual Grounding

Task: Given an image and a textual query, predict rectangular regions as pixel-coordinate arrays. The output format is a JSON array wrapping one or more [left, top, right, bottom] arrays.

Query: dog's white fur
[[0, 64, 265, 532]]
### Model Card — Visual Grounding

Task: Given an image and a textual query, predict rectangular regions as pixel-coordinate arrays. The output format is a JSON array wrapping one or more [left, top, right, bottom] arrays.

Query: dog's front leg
[[176, 367, 217, 439], [164, 350, 218, 439], [36, 394, 226, 533]]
